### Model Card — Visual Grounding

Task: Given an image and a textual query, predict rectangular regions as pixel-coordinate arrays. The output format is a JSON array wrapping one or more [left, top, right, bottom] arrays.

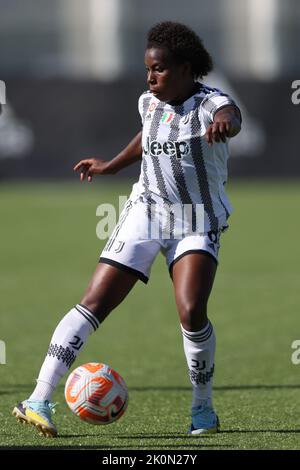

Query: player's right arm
[[73, 131, 142, 182]]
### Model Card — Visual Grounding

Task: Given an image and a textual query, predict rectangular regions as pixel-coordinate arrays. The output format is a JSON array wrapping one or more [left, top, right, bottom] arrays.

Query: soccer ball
[[65, 362, 128, 424]]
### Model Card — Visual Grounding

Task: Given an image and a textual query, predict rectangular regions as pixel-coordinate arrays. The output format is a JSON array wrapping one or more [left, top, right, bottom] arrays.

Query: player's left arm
[[205, 105, 241, 145]]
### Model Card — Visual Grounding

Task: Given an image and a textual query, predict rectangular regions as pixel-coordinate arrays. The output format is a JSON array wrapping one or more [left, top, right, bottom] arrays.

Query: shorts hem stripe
[[169, 249, 218, 277], [99, 257, 149, 284]]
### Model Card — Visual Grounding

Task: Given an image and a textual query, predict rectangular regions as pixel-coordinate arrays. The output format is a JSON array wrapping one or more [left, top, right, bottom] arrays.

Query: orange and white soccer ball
[[65, 362, 128, 424]]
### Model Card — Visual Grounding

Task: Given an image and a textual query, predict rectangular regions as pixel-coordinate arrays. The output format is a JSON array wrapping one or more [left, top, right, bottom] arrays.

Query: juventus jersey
[[133, 83, 240, 233]]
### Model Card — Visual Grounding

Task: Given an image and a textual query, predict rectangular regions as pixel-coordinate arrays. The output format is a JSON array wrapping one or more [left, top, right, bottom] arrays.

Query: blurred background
[[0, 0, 299, 179], [1, 0, 300, 449]]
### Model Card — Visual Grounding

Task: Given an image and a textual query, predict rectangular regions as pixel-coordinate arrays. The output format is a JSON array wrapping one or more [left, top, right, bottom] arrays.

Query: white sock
[[181, 321, 216, 409], [29, 304, 99, 402]]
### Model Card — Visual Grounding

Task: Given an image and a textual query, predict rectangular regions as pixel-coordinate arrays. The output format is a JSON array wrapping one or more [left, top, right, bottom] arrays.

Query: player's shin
[[181, 321, 215, 409], [29, 304, 99, 401]]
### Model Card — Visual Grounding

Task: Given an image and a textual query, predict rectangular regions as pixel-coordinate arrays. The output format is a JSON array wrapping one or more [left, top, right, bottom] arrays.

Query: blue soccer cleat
[[12, 399, 58, 437], [188, 400, 220, 435]]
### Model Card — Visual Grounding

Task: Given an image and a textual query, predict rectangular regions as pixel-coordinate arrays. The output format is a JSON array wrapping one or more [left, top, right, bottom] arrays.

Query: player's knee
[[179, 300, 208, 331]]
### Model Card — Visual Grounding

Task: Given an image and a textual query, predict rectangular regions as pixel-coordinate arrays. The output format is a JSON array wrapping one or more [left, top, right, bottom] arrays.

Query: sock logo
[[191, 359, 206, 370], [68, 336, 84, 351], [47, 343, 76, 369], [189, 364, 215, 385]]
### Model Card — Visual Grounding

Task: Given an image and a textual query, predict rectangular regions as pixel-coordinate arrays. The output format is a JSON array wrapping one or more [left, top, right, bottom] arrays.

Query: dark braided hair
[[147, 21, 213, 79]]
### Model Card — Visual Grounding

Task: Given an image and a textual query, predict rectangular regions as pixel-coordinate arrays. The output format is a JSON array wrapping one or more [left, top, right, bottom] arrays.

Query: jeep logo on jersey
[[143, 136, 190, 160]]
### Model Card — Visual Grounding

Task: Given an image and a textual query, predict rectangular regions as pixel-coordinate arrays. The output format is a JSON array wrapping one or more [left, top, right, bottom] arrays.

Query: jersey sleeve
[[200, 90, 242, 126], [138, 93, 147, 126]]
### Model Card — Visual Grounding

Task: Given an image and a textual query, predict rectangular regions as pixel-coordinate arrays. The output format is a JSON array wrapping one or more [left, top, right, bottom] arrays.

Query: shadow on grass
[[221, 429, 300, 434], [59, 433, 215, 439], [2, 384, 300, 394], [0, 443, 233, 449], [131, 385, 300, 392]]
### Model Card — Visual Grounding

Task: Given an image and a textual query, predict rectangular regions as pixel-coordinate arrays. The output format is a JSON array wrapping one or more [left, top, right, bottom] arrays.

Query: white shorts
[[99, 196, 223, 284]]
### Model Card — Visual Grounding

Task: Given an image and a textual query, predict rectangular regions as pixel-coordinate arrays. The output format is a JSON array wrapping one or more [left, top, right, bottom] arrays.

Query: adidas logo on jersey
[[143, 136, 190, 160], [145, 102, 157, 121]]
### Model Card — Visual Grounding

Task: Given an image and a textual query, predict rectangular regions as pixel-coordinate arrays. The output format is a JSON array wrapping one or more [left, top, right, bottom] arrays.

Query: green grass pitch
[[0, 180, 300, 450]]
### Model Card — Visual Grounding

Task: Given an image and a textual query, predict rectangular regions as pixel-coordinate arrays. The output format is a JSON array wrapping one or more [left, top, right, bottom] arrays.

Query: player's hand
[[205, 105, 241, 145], [205, 120, 231, 145], [73, 158, 111, 182]]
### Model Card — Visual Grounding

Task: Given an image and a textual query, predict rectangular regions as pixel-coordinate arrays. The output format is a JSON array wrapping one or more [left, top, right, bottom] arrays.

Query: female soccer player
[[13, 21, 241, 437]]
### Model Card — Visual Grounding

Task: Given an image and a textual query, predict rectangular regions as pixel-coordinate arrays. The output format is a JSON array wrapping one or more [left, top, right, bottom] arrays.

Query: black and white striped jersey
[[134, 83, 240, 233]]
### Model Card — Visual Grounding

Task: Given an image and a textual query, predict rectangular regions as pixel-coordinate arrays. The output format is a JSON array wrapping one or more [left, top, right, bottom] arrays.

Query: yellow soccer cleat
[[12, 400, 58, 437]]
